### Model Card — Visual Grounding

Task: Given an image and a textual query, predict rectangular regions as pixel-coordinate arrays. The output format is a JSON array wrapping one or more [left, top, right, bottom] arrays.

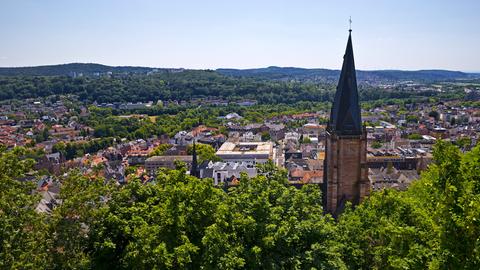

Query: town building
[[145, 155, 193, 176], [215, 141, 274, 164], [369, 167, 419, 191], [199, 161, 257, 186]]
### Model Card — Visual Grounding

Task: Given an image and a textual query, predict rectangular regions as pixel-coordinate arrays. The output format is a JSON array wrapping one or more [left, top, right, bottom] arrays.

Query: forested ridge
[[218, 66, 477, 82], [0, 63, 156, 77], [0, 70, 460, 104], [0, 63, 477, 81], [1, 141, 479, 269]]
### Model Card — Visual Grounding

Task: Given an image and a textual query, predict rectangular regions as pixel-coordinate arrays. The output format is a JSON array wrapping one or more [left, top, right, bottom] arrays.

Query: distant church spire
[[327, 27, 362, 135], [190, 140, 199, 177]]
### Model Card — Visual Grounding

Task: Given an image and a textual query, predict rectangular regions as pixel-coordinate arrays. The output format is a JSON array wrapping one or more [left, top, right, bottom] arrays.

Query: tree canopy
[[1, 142, 480, 269], [0, 70, 463, 104]]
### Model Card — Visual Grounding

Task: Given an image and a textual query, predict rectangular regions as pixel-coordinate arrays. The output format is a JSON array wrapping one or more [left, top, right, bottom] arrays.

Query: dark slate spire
[[328, 30, 362, 136], [190, 140, 199, 177]]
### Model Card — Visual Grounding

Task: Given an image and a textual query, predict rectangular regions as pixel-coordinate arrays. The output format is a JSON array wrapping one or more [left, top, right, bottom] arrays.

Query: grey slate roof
[[328, 31, 362, 135]]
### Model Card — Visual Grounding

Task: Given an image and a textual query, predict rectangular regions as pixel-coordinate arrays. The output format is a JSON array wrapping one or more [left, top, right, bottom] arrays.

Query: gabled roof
[[328, 31, 362, 135]]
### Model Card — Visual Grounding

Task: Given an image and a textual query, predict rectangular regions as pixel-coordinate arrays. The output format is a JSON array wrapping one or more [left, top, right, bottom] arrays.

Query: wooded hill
[[1, 63, 478, 82]]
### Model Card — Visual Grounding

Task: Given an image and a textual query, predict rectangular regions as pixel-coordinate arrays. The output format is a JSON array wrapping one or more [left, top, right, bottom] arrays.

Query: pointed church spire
[[328, 29, 362, 136], [323, 26, 370, 216], [190, 140, 199, 177]]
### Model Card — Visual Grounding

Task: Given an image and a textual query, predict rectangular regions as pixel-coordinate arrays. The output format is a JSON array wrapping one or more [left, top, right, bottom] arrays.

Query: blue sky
[[1, 0, 479, 71]]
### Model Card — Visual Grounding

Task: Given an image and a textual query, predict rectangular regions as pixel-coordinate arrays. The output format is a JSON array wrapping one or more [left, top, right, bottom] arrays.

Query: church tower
[[323, 29, 370, 216]]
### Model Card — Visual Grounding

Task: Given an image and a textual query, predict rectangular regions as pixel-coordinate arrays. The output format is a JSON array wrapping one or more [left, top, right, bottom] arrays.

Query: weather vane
[[349, 16, 352, 32]]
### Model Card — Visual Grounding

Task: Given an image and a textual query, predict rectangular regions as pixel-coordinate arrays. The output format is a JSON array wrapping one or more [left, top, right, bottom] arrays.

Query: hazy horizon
[[2, 0, 480, 72], [1, 62, 480, 74]]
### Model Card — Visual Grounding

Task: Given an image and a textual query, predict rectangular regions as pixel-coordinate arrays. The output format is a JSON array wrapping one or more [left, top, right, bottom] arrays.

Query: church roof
[[328, 31, 362, 135]]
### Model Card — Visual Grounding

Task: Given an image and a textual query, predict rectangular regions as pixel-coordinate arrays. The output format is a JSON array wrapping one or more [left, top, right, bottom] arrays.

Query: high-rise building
[[323, 29, 370, 216]]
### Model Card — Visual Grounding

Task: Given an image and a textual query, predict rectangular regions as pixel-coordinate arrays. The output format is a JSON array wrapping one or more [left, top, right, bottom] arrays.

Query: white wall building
[[200, 161, 257, 185]]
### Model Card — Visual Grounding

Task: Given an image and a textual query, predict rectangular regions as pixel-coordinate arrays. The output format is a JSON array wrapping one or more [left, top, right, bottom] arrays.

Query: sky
[[1, 0, 479, 71]]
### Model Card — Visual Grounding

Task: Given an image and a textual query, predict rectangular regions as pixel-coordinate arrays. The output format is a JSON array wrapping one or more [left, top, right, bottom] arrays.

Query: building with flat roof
[[216, 141, 274, 164], [145, 155, 192, 176]]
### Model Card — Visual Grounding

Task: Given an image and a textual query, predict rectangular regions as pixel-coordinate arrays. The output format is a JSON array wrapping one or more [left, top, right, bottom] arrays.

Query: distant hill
[[0, 63, 478, 83], [217, 67, 339, 82], [359, 69, 475, 82], [217, 66, 480, 83], [0, 64, 473, 104], [0, 63, 157, 76]]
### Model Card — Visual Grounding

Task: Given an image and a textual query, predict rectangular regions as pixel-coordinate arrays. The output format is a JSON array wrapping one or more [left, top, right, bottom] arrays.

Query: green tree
[[89, 167, 226, 269], [149, 144, 172, 156], [408, 133, 423, 140], [337, 142, 480, 269], [428, 110, 440, 121], [48, 172, 115, 269], [210, 161, 346, 269], [187, 143, 221, 163], [337, 190, 435, 269], [0, 147, 49, 269], [455, 137, 472, 150], [52, 141, 67, 156], [261, 131, 271, 141], [371, 141, 383, 149], [301, 136, 312, 144], [35, 128, 50, 143], [406, 115, 419, 123], [411, 141, 480, 268]]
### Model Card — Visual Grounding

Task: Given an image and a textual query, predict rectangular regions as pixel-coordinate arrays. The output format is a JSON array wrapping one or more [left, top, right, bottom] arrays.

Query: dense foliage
[[52, 138, 115, 160], [0, 63, 475, 81], [0, 63, 158, 77], [0, 69, 464, 104], [0, 71, 334, 103], [1, 142, 480, 269], [0, 147, 48, 269], [82, 102, 326, 141], [187, 143, 221, 163], [218, 66, 476, 82]]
